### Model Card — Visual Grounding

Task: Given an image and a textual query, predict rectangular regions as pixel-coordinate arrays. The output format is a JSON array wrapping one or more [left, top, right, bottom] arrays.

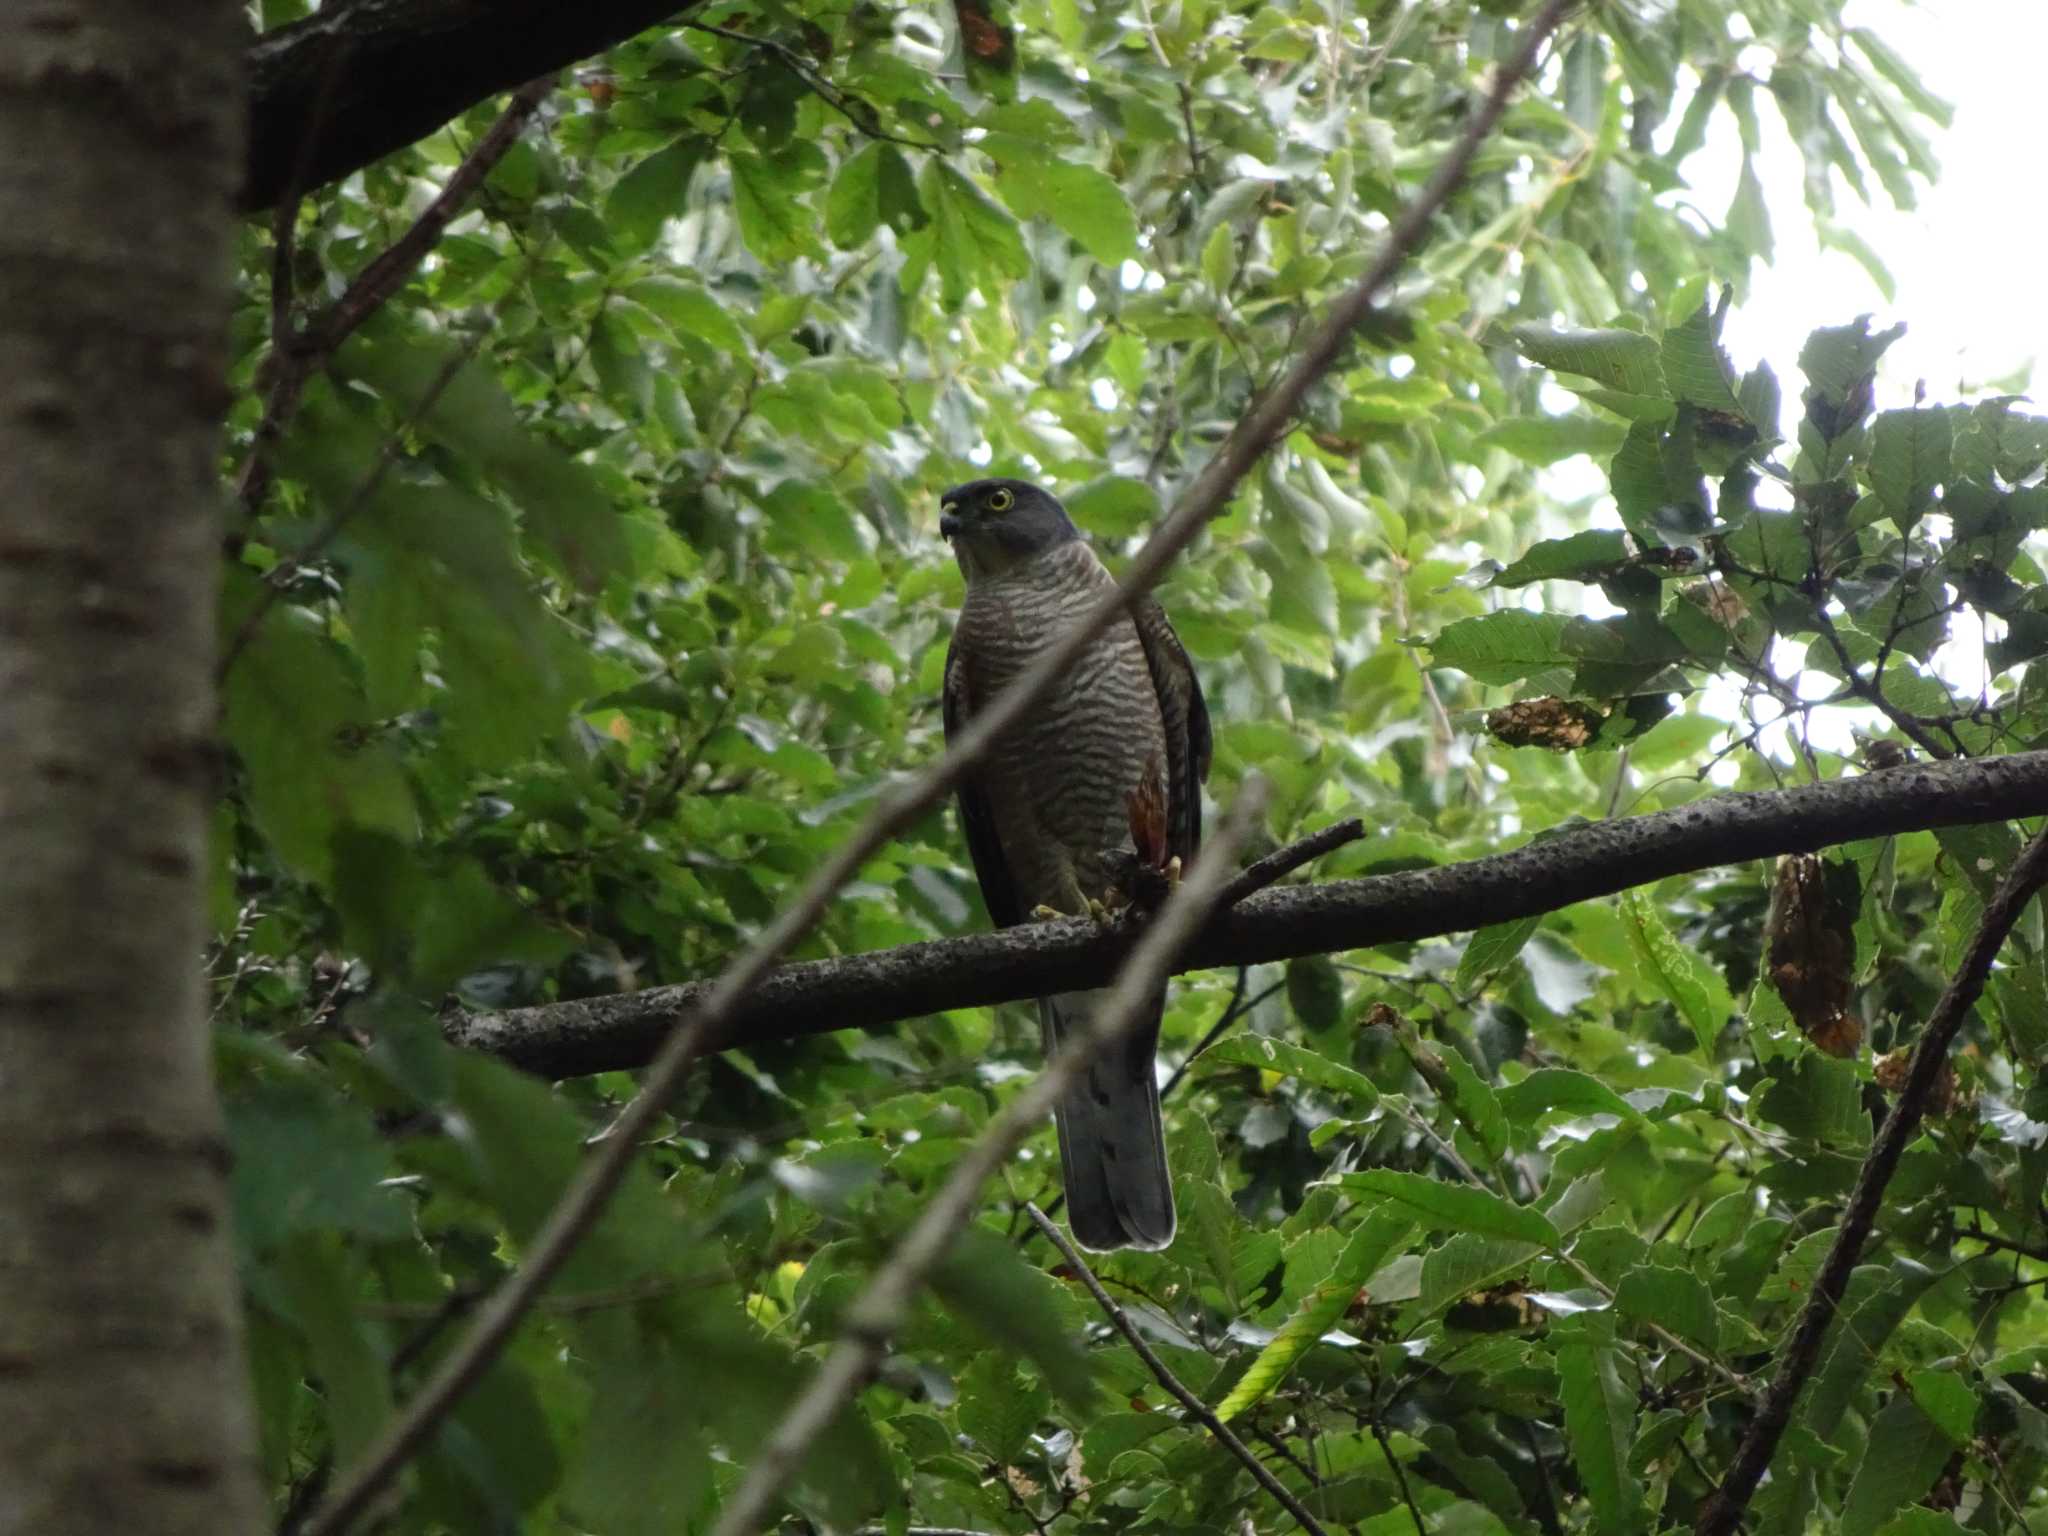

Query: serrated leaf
[[1558, 1331, 1643, 1534], [1430, 610, 1573, 685], [1660, 304, 1742, 413], [931, 1228, 1095, 1407], [729, 150, 821, 264], [1456, 915, 1541, 989], [1842, 1396, 1954, 1536], [628, 277, 750, 358], [957, 1354, 1048, 1465], [1510, 325, 1667, 397], [1336, 1171, 1557, 1246], [1870, 408, 1953, 528], [604, 138, 702, 256], [1207, 1034, 1378, 1108], [1492, 531, 1632, 588], [1496, 1069, 1645, 1127], [1216, 1210, 1415, 1421], [1612, 1260, 1716, 1349], [1619, 887, 1730, 1053]]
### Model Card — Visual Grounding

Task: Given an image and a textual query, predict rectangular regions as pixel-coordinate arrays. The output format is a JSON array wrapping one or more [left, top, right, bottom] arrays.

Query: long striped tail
[[1039, 988, 1175, 1251]]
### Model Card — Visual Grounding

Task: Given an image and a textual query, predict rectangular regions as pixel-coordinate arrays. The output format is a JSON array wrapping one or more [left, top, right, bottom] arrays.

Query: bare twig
[[1026, 1202, 1332, 1536], [1367, 1408, 1426, 1536], [221, 337, 478, 679], [1806, 602, 1955, 761], [1162, 977, 1284, 1097], [709, 788, 1266, 1536], [683, 21, 939, 149], [1694, 825, 2048, 1536], [236, 75, 554, 520], [302, 11, 1571, 1527], [1220, 817, 1366, 907]]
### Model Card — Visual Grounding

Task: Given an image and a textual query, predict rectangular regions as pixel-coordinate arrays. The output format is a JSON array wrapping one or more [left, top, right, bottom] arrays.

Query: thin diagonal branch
[[236, 75, 554, 521], [1220, 817, 1366, 907], [1694, 824, 2048, 1536], [709, 786, 1267, 1536], [1027, 1202, 1332, 1536], [301, 11, 1570, 1528]]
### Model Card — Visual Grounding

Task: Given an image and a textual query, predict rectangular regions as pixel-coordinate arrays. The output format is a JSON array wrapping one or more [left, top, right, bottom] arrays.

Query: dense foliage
[[215, 1, 2048, 1532]]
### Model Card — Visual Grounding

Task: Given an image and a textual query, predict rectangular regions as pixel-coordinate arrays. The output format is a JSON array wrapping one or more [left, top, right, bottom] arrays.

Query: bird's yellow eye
[[987, 488, 1014, 512]]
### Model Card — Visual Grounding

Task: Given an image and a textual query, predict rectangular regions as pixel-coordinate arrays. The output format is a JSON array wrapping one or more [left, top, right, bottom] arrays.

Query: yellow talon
[[1030, 903, 1067, 922]]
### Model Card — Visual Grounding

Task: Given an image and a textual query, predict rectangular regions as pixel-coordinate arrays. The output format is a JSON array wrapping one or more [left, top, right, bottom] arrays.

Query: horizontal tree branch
[[242, 0, 690, 212], [448, 750, 2048, 1080]]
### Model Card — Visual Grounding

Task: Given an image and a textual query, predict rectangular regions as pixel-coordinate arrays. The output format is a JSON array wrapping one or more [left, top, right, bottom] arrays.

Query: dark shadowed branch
[[242, 0, 691, 212], [448, 751, 2048, 1079], [1026, 1203, 1334, 1536], [1693, 823, 2048, 1536]]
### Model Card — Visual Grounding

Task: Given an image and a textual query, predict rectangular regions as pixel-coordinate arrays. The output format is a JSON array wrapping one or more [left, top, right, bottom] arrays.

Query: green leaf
[[1215, 1210, 1415, 1421], [222, 587, 415, 883], [1612, 1260, 1716, 1349], [1335, 1171, 1557, 1247], [1799, 317, 1905, 407], [1801, 1261, 1939, 1439], [1285, 955, 1345, 1030], [957, 1353, 1049, 1465], [1618, 887, 1730, 1053], [923, 160, 1030, 305], [1065, 474, 1159, 537], [1870, 408, 1953, 528], [273, 1236, 393, 1470], [1509, 325, 1667, 397], [1432, 1039, 1510, 1163], [1430, 611, 1573, 684], [1557, 1329, 1644, 1534], [628, 277, 750, 358], [1456, 915, 1540, 989], [228, 1074, 409, 1254], [729, 149, 823, 264], [1491, 531, 1632, 587], [1207, 1034, 1379, 1109], [1906, 1369, 1978, 1446], [336, 333, 627, 591], [1659, 303, 1742, 413], [930, 1228, 1095, 1407], [1841, 1396, 1954, 1536], [1496, 1069, 1645, 1127], [604, 138, 703, 256]]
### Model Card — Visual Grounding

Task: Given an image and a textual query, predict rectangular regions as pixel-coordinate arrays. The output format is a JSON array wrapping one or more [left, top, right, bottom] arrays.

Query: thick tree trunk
[[0, 5, 260, 1533]]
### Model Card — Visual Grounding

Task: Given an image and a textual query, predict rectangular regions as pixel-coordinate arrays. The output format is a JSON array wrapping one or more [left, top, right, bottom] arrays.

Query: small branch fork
[[298, 8, 1574, 1532], [235, 75, 555, 522], [707, 785, 1267, 1536], [1026, 1203, 1333, 1536], [1693, 824, 2048, 1536]]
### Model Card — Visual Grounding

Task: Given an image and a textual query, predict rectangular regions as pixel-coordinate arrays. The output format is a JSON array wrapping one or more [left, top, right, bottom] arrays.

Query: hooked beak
[[939, 501, 962, 540]]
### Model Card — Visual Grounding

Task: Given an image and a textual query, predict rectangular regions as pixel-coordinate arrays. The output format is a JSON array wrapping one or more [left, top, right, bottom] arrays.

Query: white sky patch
[[1704, 0, 2048, 400]]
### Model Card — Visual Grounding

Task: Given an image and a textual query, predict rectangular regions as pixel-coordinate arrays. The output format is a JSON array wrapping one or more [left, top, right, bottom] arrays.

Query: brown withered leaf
[[1872, 1046, 1960, 1116], [1766, 854, 1862, 1057], [954, 0, 1013, 62], [1487, 697, 1603, 751], [1680, 579, 1748, 630]]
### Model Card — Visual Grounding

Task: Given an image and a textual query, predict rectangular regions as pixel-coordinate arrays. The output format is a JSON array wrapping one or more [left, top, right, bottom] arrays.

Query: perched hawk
[[940, 478, 1212, 1250]]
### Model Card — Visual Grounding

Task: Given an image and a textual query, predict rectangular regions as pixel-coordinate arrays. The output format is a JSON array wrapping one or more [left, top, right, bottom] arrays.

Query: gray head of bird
[[939, 477, 1080, 581]]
